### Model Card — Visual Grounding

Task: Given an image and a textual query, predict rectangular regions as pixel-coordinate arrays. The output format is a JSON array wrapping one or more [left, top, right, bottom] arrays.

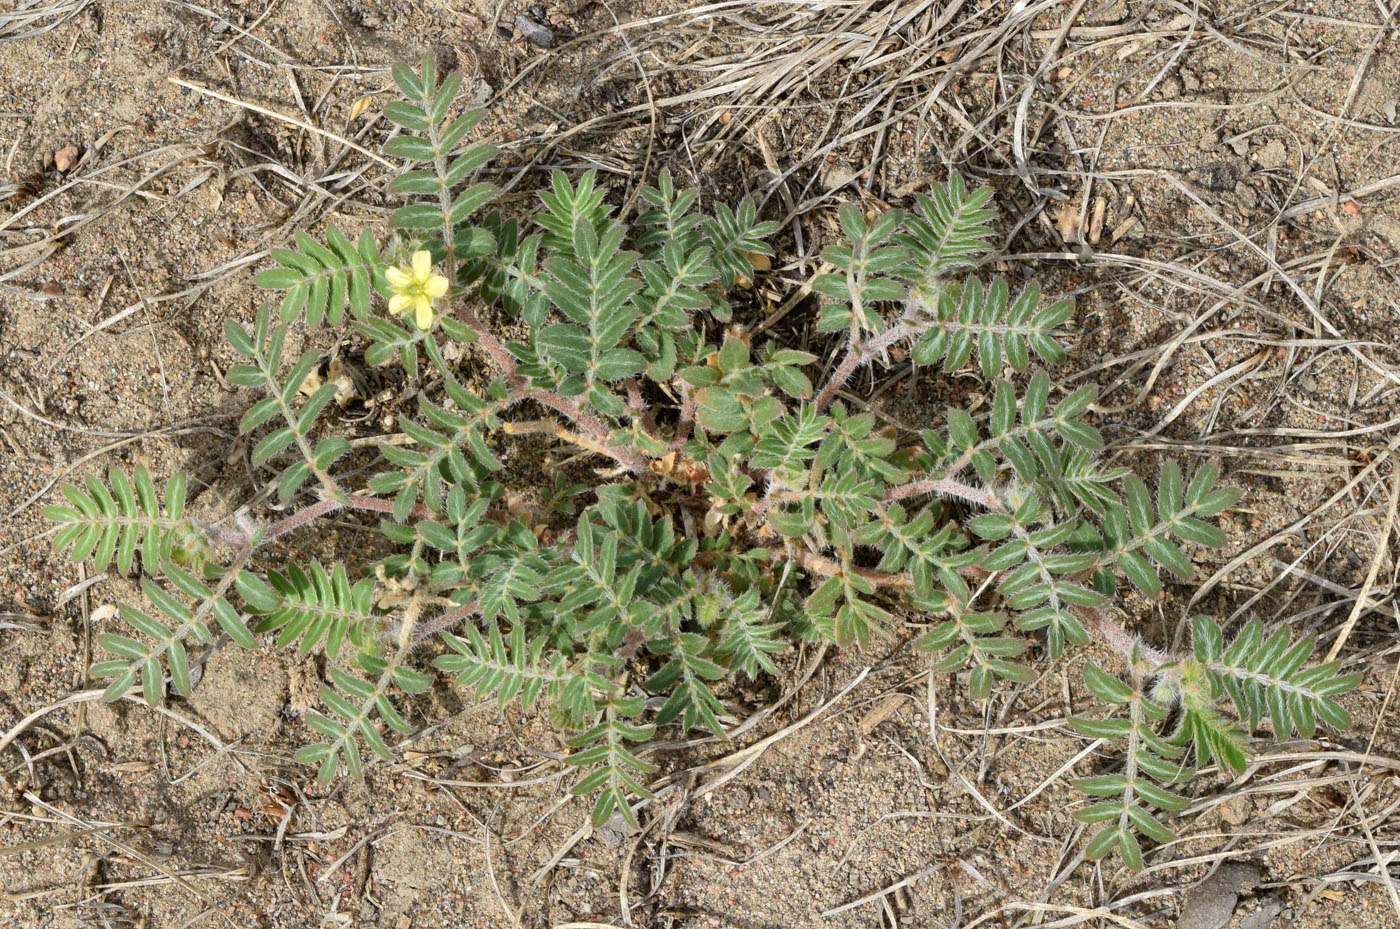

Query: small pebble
[[54, 143, 80, 173], [1239, 896, 1284, 929], [1179, 860, 1260, 929], [516, 14, 555, 48]]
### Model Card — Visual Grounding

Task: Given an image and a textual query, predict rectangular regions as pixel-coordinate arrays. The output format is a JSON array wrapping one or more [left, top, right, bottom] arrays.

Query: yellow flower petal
[[388, 293, 413, 314], [412, 250, 432, 278], [424, 274, 449, 298], [384, 267, 409, 287], [414, 297, 434, 330]]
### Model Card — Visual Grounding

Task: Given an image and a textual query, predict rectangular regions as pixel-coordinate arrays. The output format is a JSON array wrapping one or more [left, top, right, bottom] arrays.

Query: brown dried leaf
[[1055, 195, 1082, 244]]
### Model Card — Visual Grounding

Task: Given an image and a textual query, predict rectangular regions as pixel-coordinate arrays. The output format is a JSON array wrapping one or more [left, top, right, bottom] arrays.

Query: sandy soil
[[3, 1, 1400, 927]]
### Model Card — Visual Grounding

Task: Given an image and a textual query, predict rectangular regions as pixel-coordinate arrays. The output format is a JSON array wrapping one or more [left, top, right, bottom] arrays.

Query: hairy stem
[[502, 419, 631, 462], [267, 497, 343, 540], [1078, 603, 1175, 670], [199, 522, 257, 548], [814, 321, 919, 412], [1118, 666, 1145, 841], [412, 598, 480, 642], [454, 303, 518, 377], [886, 477, 998, 509], [781, 546, 910, 590], [514, 386, 652, 475], [256, 492, 445, 545]]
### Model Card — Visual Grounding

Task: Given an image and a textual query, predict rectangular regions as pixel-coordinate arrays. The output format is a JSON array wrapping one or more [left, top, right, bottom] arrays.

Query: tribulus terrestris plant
[[43, 54, 1360, 869]]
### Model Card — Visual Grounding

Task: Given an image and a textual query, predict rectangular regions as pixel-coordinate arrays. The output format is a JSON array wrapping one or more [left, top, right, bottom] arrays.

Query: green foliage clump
[[41, 54, 1360, 866]]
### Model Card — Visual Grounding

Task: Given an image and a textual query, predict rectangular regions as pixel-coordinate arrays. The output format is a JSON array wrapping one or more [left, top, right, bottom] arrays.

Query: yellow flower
[[385, 250, 449, 330]]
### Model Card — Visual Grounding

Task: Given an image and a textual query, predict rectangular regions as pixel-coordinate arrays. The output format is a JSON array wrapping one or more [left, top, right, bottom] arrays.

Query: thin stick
[[0, 690, 106, 757], [168, 76, 395, 169], [483, 823, 522, 929], [821, 862, 948, 917], [1349, 774, 1400, 920], [1325, 453, 1400, 662], [691, 667, 870, 799]]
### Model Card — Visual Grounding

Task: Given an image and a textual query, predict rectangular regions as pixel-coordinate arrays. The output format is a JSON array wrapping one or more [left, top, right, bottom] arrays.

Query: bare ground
[[2, 1, 1400, 927]]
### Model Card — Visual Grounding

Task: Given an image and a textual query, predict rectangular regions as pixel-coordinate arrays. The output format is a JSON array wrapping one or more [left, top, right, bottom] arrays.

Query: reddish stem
[[515, 387, 651, 475], [452, 298, 657, 477], [454, 303, 518, 377], [262, 492, 444, 542], [412, 599, 481, 642], [814, 322, 918, 412], [265, 497, 343, 540]]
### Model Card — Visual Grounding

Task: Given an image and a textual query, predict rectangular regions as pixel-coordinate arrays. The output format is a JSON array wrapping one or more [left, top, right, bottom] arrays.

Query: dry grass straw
[[0, 0, 91, 42]]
